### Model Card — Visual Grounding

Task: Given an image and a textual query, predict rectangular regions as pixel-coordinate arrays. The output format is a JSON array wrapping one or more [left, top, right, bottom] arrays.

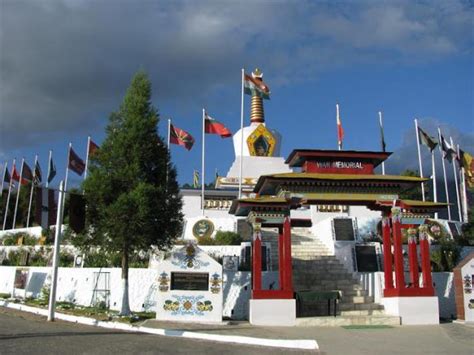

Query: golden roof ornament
[[250, 68, 265, 124]]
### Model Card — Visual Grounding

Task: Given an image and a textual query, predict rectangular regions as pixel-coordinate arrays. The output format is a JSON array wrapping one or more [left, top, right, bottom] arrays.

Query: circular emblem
[[192, 219, 215, 239]]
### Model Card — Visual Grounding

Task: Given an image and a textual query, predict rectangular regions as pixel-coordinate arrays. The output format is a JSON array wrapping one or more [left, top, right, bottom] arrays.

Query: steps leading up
[[296, 315, 400, 327]]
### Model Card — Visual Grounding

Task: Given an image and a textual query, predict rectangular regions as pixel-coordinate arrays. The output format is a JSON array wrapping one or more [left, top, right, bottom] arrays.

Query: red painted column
[[419, 225, 434, 295], [283, 216, 293, 292], [391, 207, 405, 291], [407, 231, 420, 288], [278, 226, 285, 291], [252, 227, 262, 295], [382, 215, 394, 290]]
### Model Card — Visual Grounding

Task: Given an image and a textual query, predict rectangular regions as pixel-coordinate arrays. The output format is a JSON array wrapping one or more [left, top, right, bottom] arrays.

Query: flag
[[336, 106, 344, 148], [3, 167, 10, 184], [34, 186, 56, 229], [438, 132, 455, 162], [69, 193, 86, 233], [47, 154, 57, 184], [461, 150, 474, 188], [68, 147, 86, 175], [205, 114, 232, 138], [12, 164, 29, 185], [88, 139, 99, 157], [193, 170, 200, 188], [244, 73, 270, 100], [22, 162, 33, 183], [170, 124, 195, 150], [418, 127, 438, 152], [34, 161, 42, 184]]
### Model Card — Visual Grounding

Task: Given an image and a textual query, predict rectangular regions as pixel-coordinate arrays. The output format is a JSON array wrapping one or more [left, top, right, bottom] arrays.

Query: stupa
[[216, 68, 291, 192]]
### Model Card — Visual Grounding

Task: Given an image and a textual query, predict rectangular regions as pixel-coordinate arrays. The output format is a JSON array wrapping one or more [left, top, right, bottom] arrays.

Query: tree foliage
[[73, 72, 183, 314], [399, 169, 429, 201]]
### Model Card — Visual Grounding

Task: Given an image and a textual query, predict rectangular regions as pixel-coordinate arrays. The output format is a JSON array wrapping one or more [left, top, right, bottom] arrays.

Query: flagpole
[[64, 143, 71, 195], [0, 161, 6, 201], [239, 68, 244, 199], [414, 119, 426, 201], [48, 180, 65, 322], [2, 159, 14, 230], [460, 166, 469, 223], [336, 103, 342, 151], [12, 158, 25, 229], [432, 150, 438, 219], [46, 150, 52, 189], [379, 111, 385, 175], [201, 108, 206, 215], [167, 119, 171, 149], [438, 128, 451, 220], [450, 137, 462, 222], [26, 155, 38, 228], [84, 136, 91, 180]]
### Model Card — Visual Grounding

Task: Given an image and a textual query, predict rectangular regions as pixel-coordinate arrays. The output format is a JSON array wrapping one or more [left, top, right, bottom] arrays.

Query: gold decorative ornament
[[246, 124, 276, 157]]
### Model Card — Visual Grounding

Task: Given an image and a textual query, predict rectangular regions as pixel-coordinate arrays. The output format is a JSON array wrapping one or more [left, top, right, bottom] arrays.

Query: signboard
[[223, 256, 239, 271], [333, 218, 356, 241], [14, 268, 29, 289], [171, 272, 209, 291], [355, 245, 379, 272]]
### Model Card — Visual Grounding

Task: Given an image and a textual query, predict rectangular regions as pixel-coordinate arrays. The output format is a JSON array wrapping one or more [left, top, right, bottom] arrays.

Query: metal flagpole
[[460, 166, 469, 223], [450, 137, 461, 222], [12, 158, 25, 229], [201, 108, 206, 215], [432, 150, 438, 219], [0, 161, 7, 201], [2, 159, 15, 230], [379, 111, 385, 175], [167, 119, 171, 149], [64, 143, 71, 195], [84, 136, 91, 180], [414, 119, 426, 201], [438, 128, 451, 220], [46, 150, 52, 189], [238, 68, 244, 199], [48, 180, 65, 322], [26, 155, 38, 228]]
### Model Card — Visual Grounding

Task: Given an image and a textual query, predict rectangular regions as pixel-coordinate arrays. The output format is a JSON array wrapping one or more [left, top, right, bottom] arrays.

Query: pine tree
[[76, 71, 183, 315]]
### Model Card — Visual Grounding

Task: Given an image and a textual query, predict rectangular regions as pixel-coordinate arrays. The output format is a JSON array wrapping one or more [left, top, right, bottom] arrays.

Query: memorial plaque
[[448, 222, 460, 238], [171, 272, 209, 291], [333, 218, 355, 241], [14, 269, 29, 289], [355, 245, 379, 272]]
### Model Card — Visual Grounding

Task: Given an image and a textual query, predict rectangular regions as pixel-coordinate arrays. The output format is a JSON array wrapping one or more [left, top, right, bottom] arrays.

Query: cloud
[[0, 0, 472, 153]]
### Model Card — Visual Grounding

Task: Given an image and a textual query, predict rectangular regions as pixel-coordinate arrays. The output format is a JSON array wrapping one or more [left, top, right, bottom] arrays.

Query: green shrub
[[431, 237, 461, 272], [214, 231, 242, 245], [2, 234, 18, 246], [0, 293, 11, 299], [196, 235, 216, 245], [59, 251, 75, 267]]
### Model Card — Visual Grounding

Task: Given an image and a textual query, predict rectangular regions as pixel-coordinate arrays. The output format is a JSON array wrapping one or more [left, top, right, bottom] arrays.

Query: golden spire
[[250, 68, 264, 124]]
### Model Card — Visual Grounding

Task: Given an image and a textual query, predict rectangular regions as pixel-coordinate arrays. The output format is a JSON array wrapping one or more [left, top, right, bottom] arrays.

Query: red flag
[[336, 104, 344, 148], [69, 147, 86, 175], [88, 139, 99, 157], [170, 124, 195, 150], [22, 162, 33, 183], [12, 163, 29, 185], [205, 114, 232, 138]]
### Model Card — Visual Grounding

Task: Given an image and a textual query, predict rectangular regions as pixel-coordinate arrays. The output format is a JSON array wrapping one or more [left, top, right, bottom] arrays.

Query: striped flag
[[34, 161, 42, 184], [205, 113, 232, 138], [170, 124, 195, 150], [68, 147, 86, 175], [244, 72, 270, 100], [193, 170, 200, 188]]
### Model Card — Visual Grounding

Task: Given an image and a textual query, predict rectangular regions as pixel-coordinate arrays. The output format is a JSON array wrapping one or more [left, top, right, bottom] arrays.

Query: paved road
[[0, 308, 311, 354]]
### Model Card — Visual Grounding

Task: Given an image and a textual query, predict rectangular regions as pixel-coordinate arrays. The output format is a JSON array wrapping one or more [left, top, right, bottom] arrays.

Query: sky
[[0, 0, 473, 192]]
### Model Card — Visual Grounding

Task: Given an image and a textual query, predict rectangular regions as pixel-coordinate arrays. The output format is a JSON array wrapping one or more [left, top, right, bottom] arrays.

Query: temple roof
[[285, 149, 392, 167], [254, 172, 429, 195], [229, 195, 448, 216]]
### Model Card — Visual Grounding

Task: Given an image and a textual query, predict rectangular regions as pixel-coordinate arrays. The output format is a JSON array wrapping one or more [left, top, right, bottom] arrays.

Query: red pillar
[[408, 234, 420, 288], [252, 228, 262, 295], [278, 226, 285, 291], [391, 207, 405, 291], [382, 215, 394, 290], [283, 216, 293, 292], [419, 225, 434, 295]]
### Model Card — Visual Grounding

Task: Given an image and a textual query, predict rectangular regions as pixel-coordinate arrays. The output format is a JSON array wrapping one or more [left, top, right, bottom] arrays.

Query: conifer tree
[[76, 71, 183, 315]]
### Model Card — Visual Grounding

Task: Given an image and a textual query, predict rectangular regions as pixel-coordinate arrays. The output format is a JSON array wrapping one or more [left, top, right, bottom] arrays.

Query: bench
[[295, 290, 342, 317]]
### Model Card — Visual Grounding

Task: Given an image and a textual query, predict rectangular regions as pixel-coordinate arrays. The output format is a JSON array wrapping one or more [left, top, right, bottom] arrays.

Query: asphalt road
[[0, 308, 312, 354]]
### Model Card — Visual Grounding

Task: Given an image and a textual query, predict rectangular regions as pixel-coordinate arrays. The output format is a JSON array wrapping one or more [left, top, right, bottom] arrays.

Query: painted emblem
[[192, 219, 215, 239], [246, 124, 276, 157], [464, 274, 472, 294], [171, 243, 210, 270], [196, 301, 213, 312], [163, 295, 213, 315], [210, 273, 222, 294], [163, 300, 180, 311], [158, 272, 170, 292]]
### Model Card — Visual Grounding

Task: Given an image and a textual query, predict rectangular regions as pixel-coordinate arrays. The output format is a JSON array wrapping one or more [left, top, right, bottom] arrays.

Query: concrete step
[[338, 303, 385, 312], [340, 309, 386, 316], [295, 315, 400, 327]]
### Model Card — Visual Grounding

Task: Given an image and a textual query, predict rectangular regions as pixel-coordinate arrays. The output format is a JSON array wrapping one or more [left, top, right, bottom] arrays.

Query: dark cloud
[[1, 0, 472, 155]]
